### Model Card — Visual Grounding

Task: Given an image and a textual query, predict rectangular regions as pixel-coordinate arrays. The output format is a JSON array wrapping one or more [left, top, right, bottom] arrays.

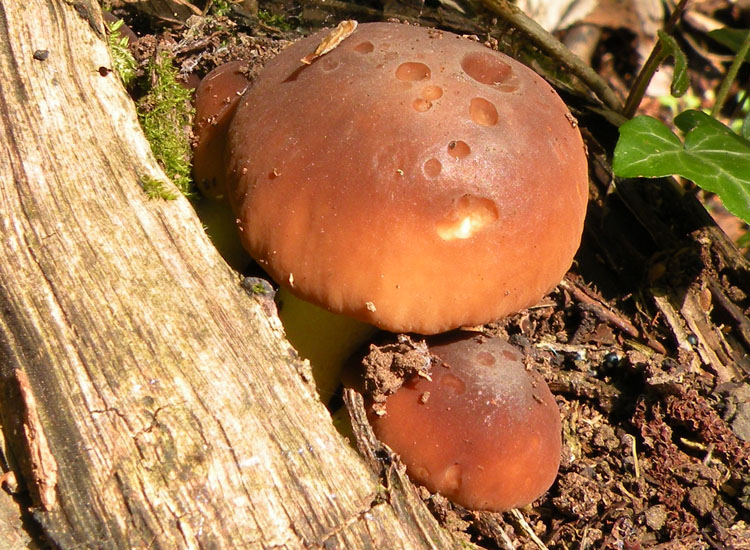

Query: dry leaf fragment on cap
[[301, 20, 358, 65]]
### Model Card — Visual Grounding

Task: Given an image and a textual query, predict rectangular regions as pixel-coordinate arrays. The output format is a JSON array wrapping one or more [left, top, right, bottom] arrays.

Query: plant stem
[[622, 0, 689, 119], [479, 0, 623, 113], [711, 26, 750, 117]]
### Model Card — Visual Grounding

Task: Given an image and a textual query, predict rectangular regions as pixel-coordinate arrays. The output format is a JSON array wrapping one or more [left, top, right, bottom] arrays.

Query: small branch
[[626, 433, 640, 479], [650, 291, 735, 383], [622, 0, 689, 118], [711, 26, 750, 117], [509, 509, 549, 550], [708, 279, 750, 352], [559, 279, 639, 339], [306, 0, 416, 22], [479, 0, 623, 113], [473, 512, 516, 549], [0, 370, 58, 511]]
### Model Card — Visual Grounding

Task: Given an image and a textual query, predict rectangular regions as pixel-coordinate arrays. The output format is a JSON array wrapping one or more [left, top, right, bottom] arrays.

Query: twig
[[342, 388, 386, 472], [711, 26, 750, 117], [473, 511, 518, 549], [510, 509, 549, 550], [559, 279, 640, 339], [478, 0, 623, 114], [702, 442, 715, 465], [496, 523, 516, 550], [650, 292, 734, 382], [732, 89, 749, 121], [626, 433, 640, 479], [307, 0, 418, 22], [579, 526, 592, 550], [708, 279, 750, 351], [622, 0, 689, 118]]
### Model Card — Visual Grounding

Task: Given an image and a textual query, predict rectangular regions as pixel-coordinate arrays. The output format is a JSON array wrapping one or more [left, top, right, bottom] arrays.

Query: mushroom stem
[[276, 288, 378, 402], [193, 198, 251, 271]]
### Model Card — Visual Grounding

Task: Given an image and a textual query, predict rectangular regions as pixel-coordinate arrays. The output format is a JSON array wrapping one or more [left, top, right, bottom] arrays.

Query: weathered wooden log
[[0, 1, 461, 547]]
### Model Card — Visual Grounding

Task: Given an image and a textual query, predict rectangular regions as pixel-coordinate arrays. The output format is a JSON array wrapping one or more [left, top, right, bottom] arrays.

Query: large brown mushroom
[[194, 22, 588, 335]]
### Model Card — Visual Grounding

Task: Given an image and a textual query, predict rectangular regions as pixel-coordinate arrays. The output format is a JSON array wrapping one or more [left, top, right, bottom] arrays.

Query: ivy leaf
[[708, 28, 750, 60], [657, 30, 689, 97], [613, 110, 750, 223]]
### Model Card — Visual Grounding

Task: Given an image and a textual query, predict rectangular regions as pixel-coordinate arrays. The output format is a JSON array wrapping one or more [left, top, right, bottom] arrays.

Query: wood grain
[[0, 1, 462, 547]]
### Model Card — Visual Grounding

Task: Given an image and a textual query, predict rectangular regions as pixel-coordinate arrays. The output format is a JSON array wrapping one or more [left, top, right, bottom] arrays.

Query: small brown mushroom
[[364, 333, 561, 512], [193, 22, 588, 334], [192, 60, 252, 199]]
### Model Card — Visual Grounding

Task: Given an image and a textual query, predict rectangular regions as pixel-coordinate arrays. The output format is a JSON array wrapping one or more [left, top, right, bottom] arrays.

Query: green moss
[[210, 0, 233, 16], [258, 9, 293, 31], [249, 282, 270, 295], [140, 175, 179, 200], [137, 53, 194, 197], [106, 20, 138, 87]]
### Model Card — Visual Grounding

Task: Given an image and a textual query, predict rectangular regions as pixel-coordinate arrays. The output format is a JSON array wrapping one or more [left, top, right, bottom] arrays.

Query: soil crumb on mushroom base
[[358, 334, 433, 415], [209, 22, 588, 334]]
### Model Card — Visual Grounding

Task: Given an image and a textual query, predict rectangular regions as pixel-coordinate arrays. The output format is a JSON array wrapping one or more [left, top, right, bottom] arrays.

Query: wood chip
[[14, 369, 58, 511], [301, 20, 358, 65]]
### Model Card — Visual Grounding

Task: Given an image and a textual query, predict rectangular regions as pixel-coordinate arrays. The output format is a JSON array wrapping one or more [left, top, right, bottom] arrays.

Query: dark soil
[[111, 1, 750, 548]]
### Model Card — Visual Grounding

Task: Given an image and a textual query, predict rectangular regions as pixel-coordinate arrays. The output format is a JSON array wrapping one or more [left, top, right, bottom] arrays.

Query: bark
[[0, 1, 462, 548], [3, 0, 750, 548]]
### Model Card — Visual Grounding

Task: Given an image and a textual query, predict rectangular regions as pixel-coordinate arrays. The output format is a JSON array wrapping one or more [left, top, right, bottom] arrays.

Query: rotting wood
[[0, 370, 58, 512], [3, 0, 750, 547], [0, 1, 464, 548]]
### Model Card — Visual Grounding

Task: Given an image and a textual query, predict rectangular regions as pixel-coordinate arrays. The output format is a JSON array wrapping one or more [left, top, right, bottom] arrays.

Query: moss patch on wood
[[137, 53, 194, 197]]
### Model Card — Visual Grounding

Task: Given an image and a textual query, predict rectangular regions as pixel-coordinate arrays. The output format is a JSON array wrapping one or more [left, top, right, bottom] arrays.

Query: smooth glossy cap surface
[[193, 60, 252, 199], [368, 334, 562, 511], [225, 23, 589, 333]]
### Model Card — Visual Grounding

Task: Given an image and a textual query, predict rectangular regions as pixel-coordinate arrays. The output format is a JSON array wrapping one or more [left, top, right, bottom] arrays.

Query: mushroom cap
[[193, 60, 252, 199], [367, 334, 561, 511], [225, 22, 588, 334]]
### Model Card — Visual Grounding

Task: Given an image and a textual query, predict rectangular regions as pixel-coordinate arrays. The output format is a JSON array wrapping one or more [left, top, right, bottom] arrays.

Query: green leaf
[[656, 30, 689, 97], [613, 110, 750, 223], [708, 28, 750, 60], [743, 110, 750, 141]]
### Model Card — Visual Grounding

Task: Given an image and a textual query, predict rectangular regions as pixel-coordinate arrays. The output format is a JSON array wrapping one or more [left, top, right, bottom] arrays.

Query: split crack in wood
[[311, 491, 384, 549]]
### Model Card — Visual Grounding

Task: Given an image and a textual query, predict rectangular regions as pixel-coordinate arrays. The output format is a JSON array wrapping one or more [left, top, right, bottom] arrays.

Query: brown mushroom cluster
[[193, 21, 588, 513]]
